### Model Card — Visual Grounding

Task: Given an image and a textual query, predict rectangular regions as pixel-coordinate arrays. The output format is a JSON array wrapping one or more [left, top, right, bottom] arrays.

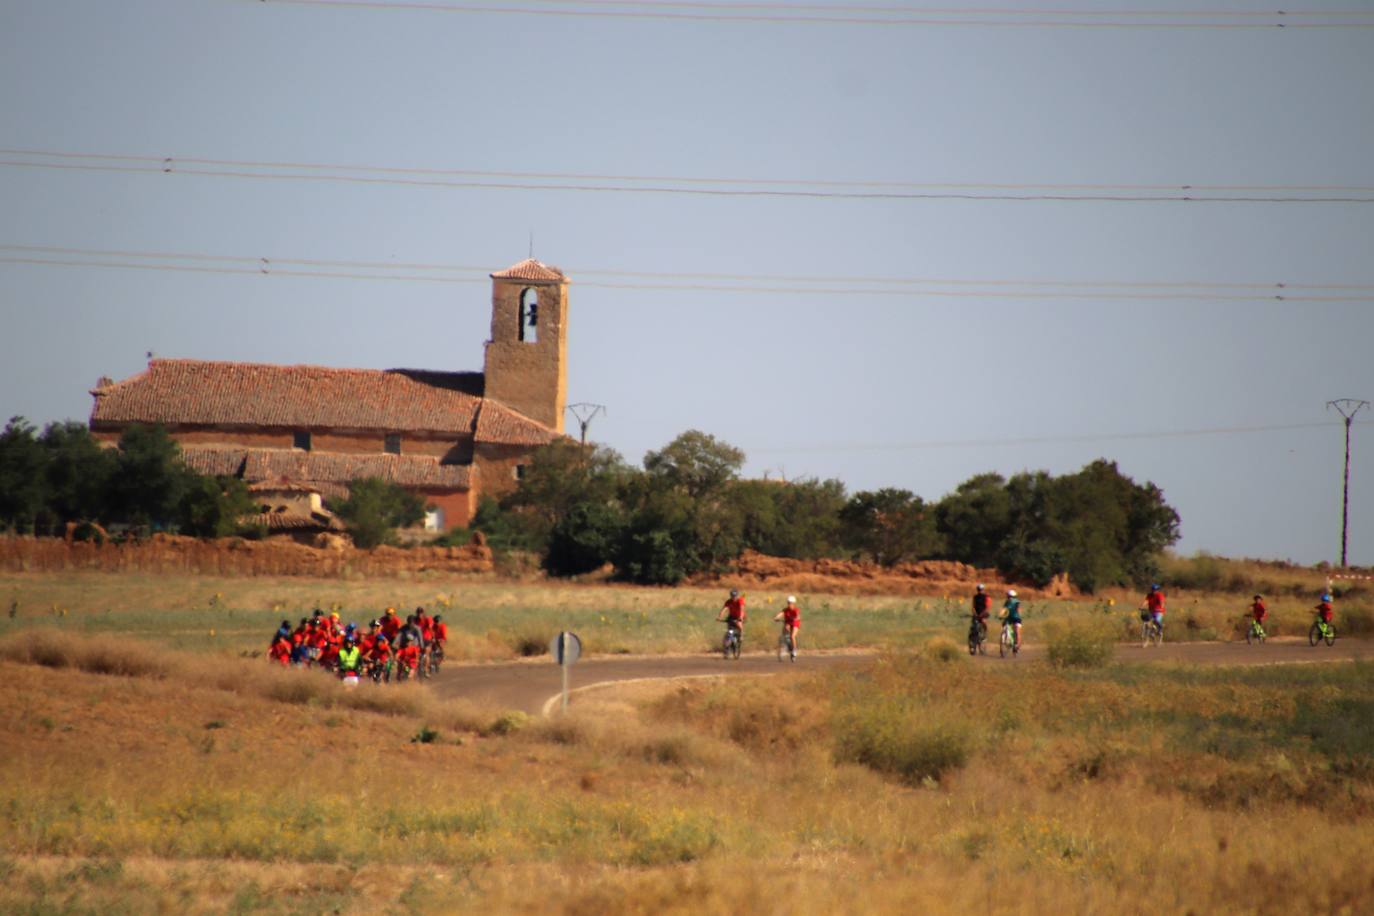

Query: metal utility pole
[[1327, 398, 1369, 567], [565, 403, 606, 447]]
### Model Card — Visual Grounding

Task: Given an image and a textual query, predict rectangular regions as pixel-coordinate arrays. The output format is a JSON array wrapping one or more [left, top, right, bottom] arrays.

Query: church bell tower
[[483, 258, 569, 433]]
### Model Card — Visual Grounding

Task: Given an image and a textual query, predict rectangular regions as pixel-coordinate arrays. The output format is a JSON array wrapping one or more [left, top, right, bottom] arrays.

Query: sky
[[1, 1, 1372, 566]]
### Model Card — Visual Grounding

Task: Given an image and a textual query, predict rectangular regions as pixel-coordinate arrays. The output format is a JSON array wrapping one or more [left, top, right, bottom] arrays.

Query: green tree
[[179, 475, 258, 538], [500, 440, 631, 555], [544, 501, 626, 576], [726, 477, 847, 559], [934, 472, 1010, 569], [840, 488, 942, 566], [107, 424, 193, 528], [39, 421, 115, 530], [330, 477, 426, 549], [0, 417, 48, 533], [643, 430, 744, 498]]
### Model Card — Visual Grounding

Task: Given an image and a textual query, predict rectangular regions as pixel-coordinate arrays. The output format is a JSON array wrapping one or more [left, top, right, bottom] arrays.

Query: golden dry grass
[[3, 631, 1373, 914]]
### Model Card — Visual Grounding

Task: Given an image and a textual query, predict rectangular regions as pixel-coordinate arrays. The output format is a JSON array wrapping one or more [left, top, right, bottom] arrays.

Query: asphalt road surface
[[429, 638, 1373, 715]]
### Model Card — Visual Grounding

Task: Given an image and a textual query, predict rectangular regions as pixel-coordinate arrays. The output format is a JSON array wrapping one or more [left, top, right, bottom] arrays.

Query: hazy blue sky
[[2, 1, 1371, 565]]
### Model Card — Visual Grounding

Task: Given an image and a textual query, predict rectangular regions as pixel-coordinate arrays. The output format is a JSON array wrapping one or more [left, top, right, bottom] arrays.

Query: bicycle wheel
[[1141, 622, 1150, 649], [999, 626, 1011, 658], [1324, 626, 1336, 647], [1309, 622, 1321, 646], [1245, 623, 1254, 646]]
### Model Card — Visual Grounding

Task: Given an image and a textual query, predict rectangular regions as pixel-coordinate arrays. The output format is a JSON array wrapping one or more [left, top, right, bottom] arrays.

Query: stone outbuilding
[[89, 259, 571, 531]]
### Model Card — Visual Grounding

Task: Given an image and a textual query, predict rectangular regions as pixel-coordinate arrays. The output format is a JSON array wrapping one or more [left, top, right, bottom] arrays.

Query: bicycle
[[777, 626, 797, 662], [429, 642, 445, 673], [967, 617, 988, 656], [1309, 617, 1337, 647], [1140, 612, 1163, 648], [999, 621, 1019, 658], [1244, 618, 1267, 645], [722, 622, 743, 660]]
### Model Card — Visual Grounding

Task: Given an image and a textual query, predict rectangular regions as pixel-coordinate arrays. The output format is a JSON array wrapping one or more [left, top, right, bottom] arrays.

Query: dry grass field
[[3, 621, 1373, 914]]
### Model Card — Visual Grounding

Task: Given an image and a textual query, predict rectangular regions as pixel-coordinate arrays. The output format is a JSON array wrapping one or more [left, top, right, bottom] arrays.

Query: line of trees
[[469, 430, 1181, 592], [0, 418, 258, 539]]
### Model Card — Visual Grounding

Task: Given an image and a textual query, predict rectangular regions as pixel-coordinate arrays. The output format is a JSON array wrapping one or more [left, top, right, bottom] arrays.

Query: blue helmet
[[1321, 593, 1332, 602], [1150, 583, 1160, 591]]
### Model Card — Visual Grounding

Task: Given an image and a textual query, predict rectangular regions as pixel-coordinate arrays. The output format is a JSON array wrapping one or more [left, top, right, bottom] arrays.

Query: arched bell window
[[519, 288, 539, 344]]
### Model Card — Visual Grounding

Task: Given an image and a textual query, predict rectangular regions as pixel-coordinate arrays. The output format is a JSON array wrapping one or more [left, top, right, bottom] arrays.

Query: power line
[[748, 420, 1374, 454], [3, 149, 1372, 204], [4, 244, 1373, 302], [240, 0, 1374, 29], [7, 147, 1373, 195]]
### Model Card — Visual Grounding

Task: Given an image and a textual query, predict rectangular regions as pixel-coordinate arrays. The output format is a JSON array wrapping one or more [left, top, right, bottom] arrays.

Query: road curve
[[429, 639, 1373, 715]]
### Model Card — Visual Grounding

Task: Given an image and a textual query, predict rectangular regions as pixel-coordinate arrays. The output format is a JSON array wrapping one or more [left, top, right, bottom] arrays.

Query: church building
[[88, 259, 570, 532]]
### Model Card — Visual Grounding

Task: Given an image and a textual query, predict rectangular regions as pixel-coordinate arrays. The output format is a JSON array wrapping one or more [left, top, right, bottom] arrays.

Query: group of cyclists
[[1247, 589, 1338, 642], [968, 584, 1023, 654], [267, 606, 448, 683], [716, 589, 802, 660], [262, 582, 1343, 677]]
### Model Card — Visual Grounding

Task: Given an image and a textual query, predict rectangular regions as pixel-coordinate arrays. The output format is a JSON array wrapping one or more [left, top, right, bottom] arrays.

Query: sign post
[[549, 631, 582, 713]]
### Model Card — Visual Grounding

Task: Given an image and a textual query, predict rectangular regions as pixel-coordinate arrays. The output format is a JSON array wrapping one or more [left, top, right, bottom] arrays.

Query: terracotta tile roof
[[242, 509, 347, 533], [91, 360, 487, 435], [475, 401, 561, 448], [490, 258, 566, 283], [247, 477, 320, 495], [182, 447, 472, 491]]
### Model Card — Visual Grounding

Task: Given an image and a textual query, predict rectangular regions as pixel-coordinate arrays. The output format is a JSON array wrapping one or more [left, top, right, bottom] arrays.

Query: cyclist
[[431, 614, 449, 666], [970, 584, 991, 646], [773, 595, 801, 659], [380, 607, 402, 643], [717, 588, 746, 650], [268, 631, 292, 666], [1314, 592, 1335, 634], [337, 636, 363, 681], [367, 633, 392, 680], [1141, 583, 1166, 645], [1002, 589, 1023, 649], [1249, 594, 1268, 638]]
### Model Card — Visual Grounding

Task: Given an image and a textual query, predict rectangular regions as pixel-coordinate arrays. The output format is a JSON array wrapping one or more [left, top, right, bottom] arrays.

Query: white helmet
[[787, 595, 797, 604], [1007, 589, 1017, 597]]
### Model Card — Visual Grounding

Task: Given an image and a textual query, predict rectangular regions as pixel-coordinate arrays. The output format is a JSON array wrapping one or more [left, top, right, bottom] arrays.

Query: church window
[[519, 288, 539, 344], [294, 430, 312, 451], [514, 464, 527, 481], [384, 434, 402, 455]]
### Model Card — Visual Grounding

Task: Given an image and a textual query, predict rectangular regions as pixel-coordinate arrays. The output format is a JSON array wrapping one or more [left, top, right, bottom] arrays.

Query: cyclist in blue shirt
[[1002, 589, 1023, 648]]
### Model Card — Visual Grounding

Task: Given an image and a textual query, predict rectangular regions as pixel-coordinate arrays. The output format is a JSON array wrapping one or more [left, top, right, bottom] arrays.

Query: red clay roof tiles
[[490, 258, 566, 283], [182, 447, 472, 491], [91, 359, 556, 447]]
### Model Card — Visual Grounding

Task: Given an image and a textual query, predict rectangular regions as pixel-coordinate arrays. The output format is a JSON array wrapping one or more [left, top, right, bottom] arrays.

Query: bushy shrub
[[832, 699, 971, 785], [1045, 619, 1115, 669], [922, 636, 966, 663]]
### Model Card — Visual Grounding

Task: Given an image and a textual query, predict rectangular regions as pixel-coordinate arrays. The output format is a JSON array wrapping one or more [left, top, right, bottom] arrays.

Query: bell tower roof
[[490, 258, 567, 284]]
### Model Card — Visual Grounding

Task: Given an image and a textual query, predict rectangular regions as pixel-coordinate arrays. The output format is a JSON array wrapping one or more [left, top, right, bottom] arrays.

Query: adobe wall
[[473, 443, 534, 502], [417, 489, 475, 531]]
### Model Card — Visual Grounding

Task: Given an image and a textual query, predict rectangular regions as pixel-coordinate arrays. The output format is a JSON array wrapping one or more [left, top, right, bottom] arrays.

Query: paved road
[[430, 639, 1374, 715]]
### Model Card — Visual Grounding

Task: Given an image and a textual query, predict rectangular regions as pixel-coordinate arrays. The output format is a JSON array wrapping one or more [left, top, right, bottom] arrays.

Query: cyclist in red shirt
[[1315, 593, 1335, 625], [268, 634, 292, 666], [773, 595, 801, 659], [1142, 583, 1166, 643], [380, 608, 402, 642], [1250, 595, 1267, 624], [717, 589, 746, 631]]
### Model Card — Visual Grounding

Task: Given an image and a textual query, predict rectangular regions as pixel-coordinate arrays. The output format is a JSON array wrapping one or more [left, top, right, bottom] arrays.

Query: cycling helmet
[[378, 635, 389, 644], [787, 595, 796, 604], [976, 584, 985, 592], [369, 619, 380, 628], [1007, 589, 1017, 597], [1322, 593, 1332, 602], [433, 614, 443, 622], [1150, 583, 1160, 591], [730, 589, 739, 599]]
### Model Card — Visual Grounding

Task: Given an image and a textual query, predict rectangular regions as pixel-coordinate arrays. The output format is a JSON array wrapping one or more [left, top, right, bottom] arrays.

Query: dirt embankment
[[693, 550, 1077, 600], [0, 535, 493, 578]]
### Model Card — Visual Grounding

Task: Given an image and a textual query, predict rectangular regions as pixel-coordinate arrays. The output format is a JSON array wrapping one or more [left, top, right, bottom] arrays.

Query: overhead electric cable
[[2, 150, 1371, 204], [747, 421, 1372, 454], [4, 244, 1373, 302], [239, 0, 1374, 28]]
